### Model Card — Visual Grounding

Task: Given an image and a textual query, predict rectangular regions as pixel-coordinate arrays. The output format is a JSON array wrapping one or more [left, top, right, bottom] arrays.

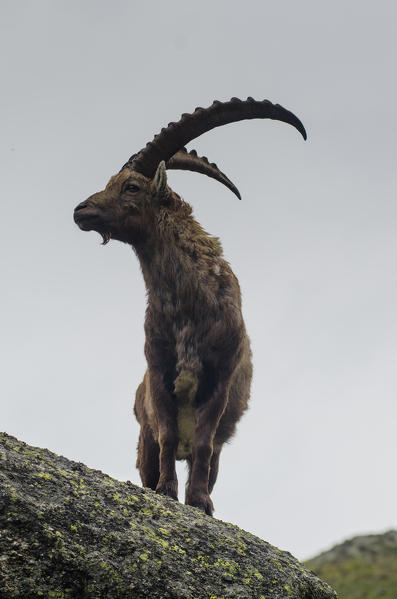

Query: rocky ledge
[[0, 433, 337, 598]]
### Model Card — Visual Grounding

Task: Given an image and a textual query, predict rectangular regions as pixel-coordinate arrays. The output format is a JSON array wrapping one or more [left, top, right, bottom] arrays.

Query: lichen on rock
[[0, 433, 337, 598]]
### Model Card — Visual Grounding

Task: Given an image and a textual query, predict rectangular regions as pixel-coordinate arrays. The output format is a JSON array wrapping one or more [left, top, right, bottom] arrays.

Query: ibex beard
[[74, 97, 306, 515]]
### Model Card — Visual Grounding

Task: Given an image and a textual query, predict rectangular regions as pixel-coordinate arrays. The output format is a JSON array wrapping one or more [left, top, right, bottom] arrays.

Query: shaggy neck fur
[[131, 194, 232, 312]]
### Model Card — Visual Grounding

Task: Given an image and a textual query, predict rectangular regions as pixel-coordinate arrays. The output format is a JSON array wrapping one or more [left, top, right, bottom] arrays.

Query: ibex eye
[[125, 184, 140, 193]]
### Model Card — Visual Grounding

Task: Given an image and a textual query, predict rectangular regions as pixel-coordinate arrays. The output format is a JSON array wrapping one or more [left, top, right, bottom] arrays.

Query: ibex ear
[[152, 161, 168, 197]]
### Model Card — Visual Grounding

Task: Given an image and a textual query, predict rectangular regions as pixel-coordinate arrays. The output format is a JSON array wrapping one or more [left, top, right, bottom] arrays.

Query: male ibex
[[74, 97, 306, 515]]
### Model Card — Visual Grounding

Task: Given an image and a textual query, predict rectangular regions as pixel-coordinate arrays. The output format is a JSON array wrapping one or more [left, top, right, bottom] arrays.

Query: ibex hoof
[[186, 493, 214, 517], [155, 480, 178, 501]]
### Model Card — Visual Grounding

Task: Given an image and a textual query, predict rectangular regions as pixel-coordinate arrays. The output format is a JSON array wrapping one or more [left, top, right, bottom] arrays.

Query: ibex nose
[[73, 200, 93, 226], [74, 200, 89, 213]]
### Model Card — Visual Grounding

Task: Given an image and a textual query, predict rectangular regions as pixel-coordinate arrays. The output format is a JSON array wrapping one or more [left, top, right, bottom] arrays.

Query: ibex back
[[74, 97, 306, 515]]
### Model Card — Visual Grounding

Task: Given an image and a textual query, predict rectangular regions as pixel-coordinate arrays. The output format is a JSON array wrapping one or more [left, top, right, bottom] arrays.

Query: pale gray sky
[[1, 0, 397, 560]]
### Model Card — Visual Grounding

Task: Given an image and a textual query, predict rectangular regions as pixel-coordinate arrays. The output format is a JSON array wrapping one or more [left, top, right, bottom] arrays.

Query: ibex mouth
[[73, 212, 95, 230], [74, 204, 98, 228], [73, 206, 110, 244]]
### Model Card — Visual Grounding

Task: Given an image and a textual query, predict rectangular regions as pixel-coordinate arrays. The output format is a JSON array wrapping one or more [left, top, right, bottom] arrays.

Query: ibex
[[74, 97, 306, 515]]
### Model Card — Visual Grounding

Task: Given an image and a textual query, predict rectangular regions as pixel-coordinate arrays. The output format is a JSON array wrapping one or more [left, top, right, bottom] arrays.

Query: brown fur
[[74, 165, 252, 515]]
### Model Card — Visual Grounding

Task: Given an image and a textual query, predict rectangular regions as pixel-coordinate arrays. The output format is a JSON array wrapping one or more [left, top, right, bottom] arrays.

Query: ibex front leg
[[185, 379, 230, 516], [149, 369, 179, 500]]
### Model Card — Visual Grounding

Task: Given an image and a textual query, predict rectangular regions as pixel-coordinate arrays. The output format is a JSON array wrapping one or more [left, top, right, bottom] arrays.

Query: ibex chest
[[174, 368, 198, 460], [176, 401, 196, 459]]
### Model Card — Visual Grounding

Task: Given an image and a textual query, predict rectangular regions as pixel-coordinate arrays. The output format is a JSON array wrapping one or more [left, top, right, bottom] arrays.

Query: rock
[[0, 433, 337, 598]]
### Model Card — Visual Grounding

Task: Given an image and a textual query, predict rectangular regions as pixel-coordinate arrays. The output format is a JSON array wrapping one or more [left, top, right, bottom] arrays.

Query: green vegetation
[[305, 530, 397, 599]]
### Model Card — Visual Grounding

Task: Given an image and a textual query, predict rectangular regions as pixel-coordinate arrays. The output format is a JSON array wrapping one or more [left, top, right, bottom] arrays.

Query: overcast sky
[[1, 0, 397, 560]]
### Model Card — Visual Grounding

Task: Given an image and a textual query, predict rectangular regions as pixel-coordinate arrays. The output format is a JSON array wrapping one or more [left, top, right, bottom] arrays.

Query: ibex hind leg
[[136, 425, 160, 490], [208, 446, 221, 494]]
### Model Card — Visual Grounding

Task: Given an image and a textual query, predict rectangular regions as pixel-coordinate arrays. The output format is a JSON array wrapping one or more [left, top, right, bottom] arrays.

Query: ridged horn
[[166, 148, 241, 200], [129, 97, 306, 179], [121, 148, 241, 199]]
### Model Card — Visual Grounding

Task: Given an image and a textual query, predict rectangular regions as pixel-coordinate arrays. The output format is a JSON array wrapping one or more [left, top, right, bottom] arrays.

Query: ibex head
[[74, 97, 306, 244], [73, 162, 171, 245]]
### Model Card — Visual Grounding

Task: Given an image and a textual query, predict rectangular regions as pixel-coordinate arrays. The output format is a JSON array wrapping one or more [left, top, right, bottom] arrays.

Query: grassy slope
[[305, 530, 397, 599]]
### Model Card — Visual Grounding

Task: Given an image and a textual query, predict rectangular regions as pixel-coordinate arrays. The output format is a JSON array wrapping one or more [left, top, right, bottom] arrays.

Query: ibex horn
[[129, 97, 306, 180]]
